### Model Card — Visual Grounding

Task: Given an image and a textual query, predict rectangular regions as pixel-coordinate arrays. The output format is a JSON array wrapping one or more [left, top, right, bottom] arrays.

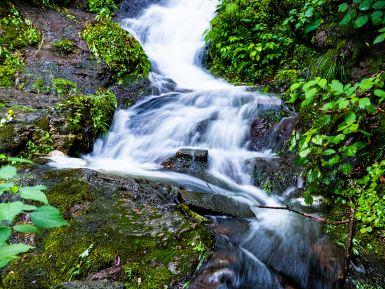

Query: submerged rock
[[3, 167, 213, 289], [162, 148, 209, 174]]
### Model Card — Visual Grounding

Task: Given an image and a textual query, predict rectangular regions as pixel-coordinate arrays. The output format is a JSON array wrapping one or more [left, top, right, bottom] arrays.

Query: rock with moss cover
[[82, 19, 151, 81], [0, 87, 117, 157], [2, 167, 213, 289]]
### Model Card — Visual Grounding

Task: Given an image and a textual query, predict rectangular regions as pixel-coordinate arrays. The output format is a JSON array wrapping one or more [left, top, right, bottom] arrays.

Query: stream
[[51, 0, 342, 288]]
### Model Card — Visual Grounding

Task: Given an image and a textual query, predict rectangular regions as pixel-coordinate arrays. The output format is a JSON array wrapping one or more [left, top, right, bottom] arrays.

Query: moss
[[82, 19, 151, 81], [52, 78, 77, 96], [52, 39, 75, 55], [2, 171, 212, 289]]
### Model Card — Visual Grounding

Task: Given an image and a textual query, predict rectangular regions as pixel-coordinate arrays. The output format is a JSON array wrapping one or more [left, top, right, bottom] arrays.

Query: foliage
[[287, 74, 385, 233], [82, 19, 150, 81], [60, 88, 117, 135], [0, 48, 23, 87], [52, 78, 77, 96], [30, 0, 71, 7], [24, 130, 54, 159], [205, 0, 301, 84], [86, 0, 118, 14], [0, 157, 67, 268], [31, 77, 51, 94], [338, 0, 385, 44], [52, 39, 75, 55]]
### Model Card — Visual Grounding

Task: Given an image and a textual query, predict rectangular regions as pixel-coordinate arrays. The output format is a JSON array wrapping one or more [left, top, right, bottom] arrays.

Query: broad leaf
[[338, 3, 349, 13], [0, 243, 33, 268], [13, 224, 39, 234], [19, 186, 49, 204], [0, 166, 17, 180], [31, 206, 68, 229], [0, 227, 11, 246], [0, 183, 14, 195], [0, 201, 24, 223], [354, 15, 369, 28]]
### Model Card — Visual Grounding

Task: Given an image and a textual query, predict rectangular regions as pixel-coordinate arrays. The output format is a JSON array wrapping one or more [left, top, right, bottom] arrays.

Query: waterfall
[[51, 0, 342, 287]]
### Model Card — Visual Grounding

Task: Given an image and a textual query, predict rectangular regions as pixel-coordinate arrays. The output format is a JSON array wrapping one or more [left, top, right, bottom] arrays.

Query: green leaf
[[340, 13, 352, 26], [338, 98, 350, 110], [0, 201, 24, 223], [338, 3, 349, 13], [371, 10, 384, 25], [340, 163, 352, 175], [0, 183, 14, 195], [22, 204, 38, 211], [290, 82, 301, 91], [7, 157, 33, 165], [374, 89, 385, 98], [330, 134, 346, 144], [305, 7, 314, 18], [0, 227, 11, 246], [323, 149, 336, 156], [19, 186, 49, 204], [31, 206, 68, 229], [358, 97, 371, 108], [0, 166, 17, 180], [13, 224, 39, 234], [317, 78, 328, 89], [305, 87, 317, 99], [359, 0, 372, 11], [373, 1, 385, 9], [0, 243, 33, 268], [330, 80, 344, 95], [354, 15, 369, 28], [373, 32, 385, 44], [327, 155, 341, 166], [299, 147, 312, 158], [345, 112, 357, 124], [304, 19, 321, 34]]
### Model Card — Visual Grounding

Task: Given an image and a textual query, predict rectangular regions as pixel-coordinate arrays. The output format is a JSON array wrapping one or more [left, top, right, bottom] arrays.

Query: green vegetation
[[287, 75, 385, 233], [52, 39, 75, 55], [61, 88, 117, 136], [86, 0, 118, 14], [0, 156, 67, 268], [0, 5, 40, 87], [82, 19, 151, 81], [52, 78, 77, 96]]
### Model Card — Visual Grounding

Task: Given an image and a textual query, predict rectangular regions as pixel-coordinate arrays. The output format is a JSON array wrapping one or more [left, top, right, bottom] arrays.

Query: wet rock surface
[[2, 166, 213, 289], [179, 190, 255, 218], [162, 148, 209, 174], [248, 108, 297, 152], [117, 0, 162, 18], [251, 157, 301, 195]]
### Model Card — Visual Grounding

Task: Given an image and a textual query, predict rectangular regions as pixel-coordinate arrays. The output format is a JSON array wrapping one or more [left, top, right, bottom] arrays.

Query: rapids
[[51, 0, 342, 288]]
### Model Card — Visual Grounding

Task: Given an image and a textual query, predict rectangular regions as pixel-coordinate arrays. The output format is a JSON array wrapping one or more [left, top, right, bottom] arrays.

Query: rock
[[248, 108, 295, 152], [251, 157, 300, 195], [179, 190, 255, 218], [162, 148, 209, 173], [2, 167, 213, 289], [55, 280, 124, 289], [117, 0, 162, 18]]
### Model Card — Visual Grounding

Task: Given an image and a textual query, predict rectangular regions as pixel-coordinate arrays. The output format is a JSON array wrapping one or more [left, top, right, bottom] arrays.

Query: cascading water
[[51, 0, 342, 288]]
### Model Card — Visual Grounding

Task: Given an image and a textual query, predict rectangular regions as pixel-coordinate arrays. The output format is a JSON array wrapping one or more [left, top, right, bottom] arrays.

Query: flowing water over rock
[[51, 0, 342, 287]]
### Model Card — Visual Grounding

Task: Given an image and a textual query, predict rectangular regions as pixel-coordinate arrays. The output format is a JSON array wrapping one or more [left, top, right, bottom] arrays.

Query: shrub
[[82, 19, 150, 81], [287, 74, 385, 233], [86, 0, 118, 14]]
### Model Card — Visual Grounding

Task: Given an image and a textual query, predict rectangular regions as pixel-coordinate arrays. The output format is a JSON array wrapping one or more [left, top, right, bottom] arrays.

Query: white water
[[50, 0, 342, 286], [52, 0, 282, 206]]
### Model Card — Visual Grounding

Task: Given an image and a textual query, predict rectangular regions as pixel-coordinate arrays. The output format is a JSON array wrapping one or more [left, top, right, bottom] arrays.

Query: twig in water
[[205, 182, 215, 194], [254, 204, 349, 225]]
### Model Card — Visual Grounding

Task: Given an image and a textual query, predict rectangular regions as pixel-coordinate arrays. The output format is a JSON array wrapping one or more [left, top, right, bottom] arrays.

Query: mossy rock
[[82, 19, 151, 81], [2, 168, 213, 289]]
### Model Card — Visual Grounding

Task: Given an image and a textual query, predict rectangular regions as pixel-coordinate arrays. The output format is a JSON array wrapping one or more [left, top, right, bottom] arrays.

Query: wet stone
[[55, 280, 124, 289], [162, 148, 209, 173]]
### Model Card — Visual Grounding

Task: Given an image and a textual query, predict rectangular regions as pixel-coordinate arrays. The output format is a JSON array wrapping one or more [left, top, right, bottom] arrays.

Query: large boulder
[[2, 167, 213, 289]]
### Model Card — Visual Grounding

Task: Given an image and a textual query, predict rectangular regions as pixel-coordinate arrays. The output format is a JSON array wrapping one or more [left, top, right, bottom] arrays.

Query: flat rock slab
[[180, 190, 255, 218]]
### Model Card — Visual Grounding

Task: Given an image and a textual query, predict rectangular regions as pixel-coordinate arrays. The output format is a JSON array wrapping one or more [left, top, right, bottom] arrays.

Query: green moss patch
[[82, 19, 151, 81], [2, 169, 213, 289]]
